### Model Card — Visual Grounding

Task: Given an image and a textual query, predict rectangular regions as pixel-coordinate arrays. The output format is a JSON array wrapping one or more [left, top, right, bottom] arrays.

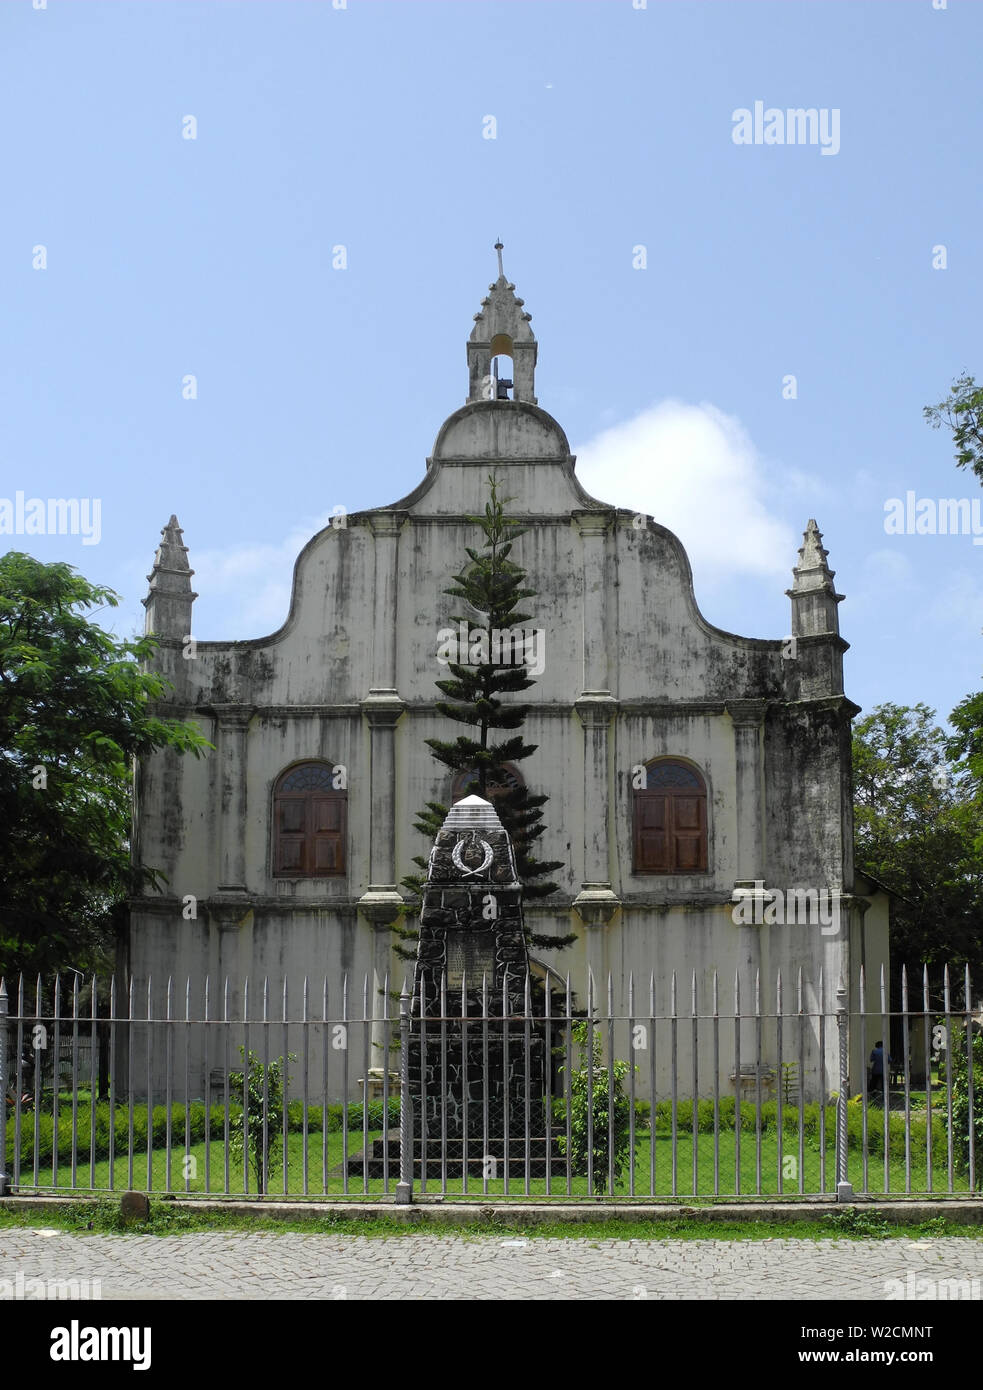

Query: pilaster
[[209, 704, 254, 897], [573, 694, 621, 928], [358, 693, 406, 924]]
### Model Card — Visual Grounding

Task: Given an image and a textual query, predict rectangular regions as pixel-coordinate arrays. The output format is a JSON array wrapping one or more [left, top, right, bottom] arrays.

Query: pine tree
[[393, 475, 572, 958]]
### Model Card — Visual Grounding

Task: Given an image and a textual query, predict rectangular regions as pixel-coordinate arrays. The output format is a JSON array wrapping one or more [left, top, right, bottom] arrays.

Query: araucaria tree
[[0, 552, 211, 977], [395, 475, 571, 956]]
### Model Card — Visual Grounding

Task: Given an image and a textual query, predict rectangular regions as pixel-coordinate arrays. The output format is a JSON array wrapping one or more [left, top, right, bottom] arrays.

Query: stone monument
[[409, 794, 547, 1175]]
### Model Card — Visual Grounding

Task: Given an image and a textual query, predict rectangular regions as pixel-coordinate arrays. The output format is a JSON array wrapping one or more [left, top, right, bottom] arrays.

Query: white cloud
[[846, 547, 920, 624], [191, 512, 336, 639], [858, 548, 917, 589], [574, 400, 796, 584], [928, 568, 983, 633]]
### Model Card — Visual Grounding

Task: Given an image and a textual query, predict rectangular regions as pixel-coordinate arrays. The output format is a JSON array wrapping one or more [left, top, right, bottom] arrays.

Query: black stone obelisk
[[409, 795, 546, 1170]]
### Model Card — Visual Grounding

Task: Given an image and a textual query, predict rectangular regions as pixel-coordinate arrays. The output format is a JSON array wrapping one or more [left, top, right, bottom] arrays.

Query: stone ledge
[[4, 1195, 983, 1226]]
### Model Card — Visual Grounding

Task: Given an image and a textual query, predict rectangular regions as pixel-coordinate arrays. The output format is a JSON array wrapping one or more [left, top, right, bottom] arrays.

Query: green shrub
[[617, 1092, 948, 1162], [228, 1049, 296, 1195], [322, 1098, 400, 1132], [555, 1021, 633, 1194]]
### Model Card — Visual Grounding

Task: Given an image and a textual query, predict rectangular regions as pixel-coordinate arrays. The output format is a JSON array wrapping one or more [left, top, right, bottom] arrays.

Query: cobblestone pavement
[[1, 1230, 982, 1299]]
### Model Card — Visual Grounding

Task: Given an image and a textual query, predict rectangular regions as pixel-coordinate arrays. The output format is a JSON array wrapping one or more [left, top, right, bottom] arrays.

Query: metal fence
[[0, 964, 978, 1202]]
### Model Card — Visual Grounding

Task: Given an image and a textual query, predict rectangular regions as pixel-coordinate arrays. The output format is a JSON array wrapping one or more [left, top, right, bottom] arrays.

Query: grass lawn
[[10, 1123, 970, 1199]]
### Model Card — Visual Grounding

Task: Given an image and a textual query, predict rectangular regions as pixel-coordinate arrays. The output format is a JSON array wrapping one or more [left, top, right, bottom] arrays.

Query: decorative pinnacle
[[147, 515, 193, 580], [494, 239, 505, 279], [793, 519, 835, 588]]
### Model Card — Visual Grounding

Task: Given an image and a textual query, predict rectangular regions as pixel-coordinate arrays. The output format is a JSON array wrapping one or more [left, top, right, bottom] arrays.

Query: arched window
[[273, 763, 346, 877], [451, 764, 524, 806], [632, 759, 708, 874]]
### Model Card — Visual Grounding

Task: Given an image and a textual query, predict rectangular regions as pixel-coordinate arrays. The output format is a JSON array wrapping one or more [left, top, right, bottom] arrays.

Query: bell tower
[[466, 241, 538, 405]]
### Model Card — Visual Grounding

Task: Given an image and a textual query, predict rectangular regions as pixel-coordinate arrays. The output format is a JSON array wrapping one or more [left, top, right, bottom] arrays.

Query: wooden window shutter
[[632, 761, 708, 874], [273, 764, 347, 878], [634, 792, 670, 872]]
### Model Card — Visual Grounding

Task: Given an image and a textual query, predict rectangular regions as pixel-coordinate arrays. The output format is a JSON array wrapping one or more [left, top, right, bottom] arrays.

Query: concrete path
[[1, 1229, 982, 1300]]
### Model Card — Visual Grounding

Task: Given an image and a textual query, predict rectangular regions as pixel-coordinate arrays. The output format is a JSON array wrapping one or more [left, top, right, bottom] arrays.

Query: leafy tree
[[924, 373, 983, 482], [228, 1047, 295, 1194], [949, 691, 983, 858], [852, 703, 983, 989], [922, 372, 983, 974], [394, 476, 570, 958], [0, 552, 211, 977]]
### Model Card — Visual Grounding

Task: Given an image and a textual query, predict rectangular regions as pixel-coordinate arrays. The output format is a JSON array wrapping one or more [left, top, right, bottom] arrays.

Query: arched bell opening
[[489, 333, 514, 400]]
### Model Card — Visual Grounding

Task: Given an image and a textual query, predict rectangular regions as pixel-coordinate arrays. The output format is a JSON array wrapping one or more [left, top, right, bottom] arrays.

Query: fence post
[[0, 979, 9, 1196], [836, 981, 854, 1201], [395, 979, 413, 1205]]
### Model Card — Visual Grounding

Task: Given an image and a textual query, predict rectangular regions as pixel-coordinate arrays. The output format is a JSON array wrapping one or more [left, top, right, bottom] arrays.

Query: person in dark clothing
[[869, 1040, 889, 1092]]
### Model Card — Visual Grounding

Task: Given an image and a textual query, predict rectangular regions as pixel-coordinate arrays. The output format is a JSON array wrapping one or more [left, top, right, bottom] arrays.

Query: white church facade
[[128, 251, 888, 1098]]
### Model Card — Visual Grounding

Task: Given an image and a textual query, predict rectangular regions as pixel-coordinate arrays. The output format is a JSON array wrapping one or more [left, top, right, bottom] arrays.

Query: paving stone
[[1, 1231, 981, 1300]]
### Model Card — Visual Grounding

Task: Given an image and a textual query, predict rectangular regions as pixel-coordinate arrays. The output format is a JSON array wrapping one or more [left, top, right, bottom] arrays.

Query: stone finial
[[142, 514, 198, 639], [793, 519, 834, 586], [425, 794, 520, 889], [786, 518, 844, 637]]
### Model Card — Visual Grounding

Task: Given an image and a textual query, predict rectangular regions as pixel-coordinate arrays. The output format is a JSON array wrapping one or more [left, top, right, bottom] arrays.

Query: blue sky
[[3, 0, 981, 728]]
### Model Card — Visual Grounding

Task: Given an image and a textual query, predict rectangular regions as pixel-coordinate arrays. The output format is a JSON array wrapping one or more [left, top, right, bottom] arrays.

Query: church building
[[128, 248, 888, 1098]]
